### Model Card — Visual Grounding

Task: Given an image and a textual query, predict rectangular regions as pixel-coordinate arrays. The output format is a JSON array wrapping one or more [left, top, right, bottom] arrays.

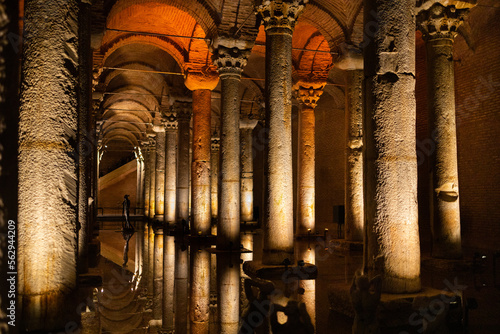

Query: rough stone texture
[[153, 228, 163, 320], [258, 1, 306, 265], [190, 245, 211, 334], [143, 148, 151, 217], [148, 222, 154, 297], [176, 104, 191, 222], [154, 128, 166, 220], [216, 253, 241, 334], [417, 2, 468, 259], [240, 119, 258, 223], [210, 136, 219, 219], [18, 0, 80, 330], [164, 127, 177, 224], [344, 69, 364, 242], [191, 89, 212, 235], [294, 81, 324, 235], [175, 238, 189, 334], [162, 235, 175, 331], [149, 139, 157, 219], [363, 0, 421, 293]]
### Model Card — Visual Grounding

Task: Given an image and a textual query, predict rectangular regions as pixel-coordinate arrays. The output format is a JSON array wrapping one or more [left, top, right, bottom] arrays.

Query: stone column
[[162, 235, 175, 332], [211, 136, 220, 228], [77, 0, 92, 274], [294, 81, 325, 235], [240, 119, 258, 223], [337, 48, 364, 242], [135, 148, 145, 213], [175, 237, 189, 334], [189, 245, 211, 334], [142, 145, 151, 289], [154, 121, 166, 222], [417, 2, 472, 259], [176, 103, 192, 222], [256, 0, 306, 265], [213, 41, 252, 250], [147, 135, 156, 296], [143, 146, 151, 218], [363, 0, 420, 293], [184, 70, 219, 235], [152, 227, 164, 320], [18, 0, 80, 330], [216, 253, 241, 334]]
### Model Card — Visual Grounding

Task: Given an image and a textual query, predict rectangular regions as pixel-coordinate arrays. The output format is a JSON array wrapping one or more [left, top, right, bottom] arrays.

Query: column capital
[[293, 80, 326, 109], [173, 101, 192, 121], [211, 136, 220, 151], [336, 44, 363, 71], [255, 0, 308, 32], [239, 118, 259, 130], [184, 66, 219, 91], [212, 38, 252, 77], [162, 113, 178, 131], [416, 2, 473, 40]]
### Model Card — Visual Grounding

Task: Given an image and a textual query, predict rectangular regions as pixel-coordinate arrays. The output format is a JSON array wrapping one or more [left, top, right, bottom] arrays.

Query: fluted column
[[294, 81, 325, 235], [18, 0, 80, 329], [185, 71, 219, 235], [256, 0, 307, 265], [363, 0, 420, 293], [240, 119, 258, 223], [337, 47, 364, 242], [176, 103, 192, 222], [417, 2, 473, 259]]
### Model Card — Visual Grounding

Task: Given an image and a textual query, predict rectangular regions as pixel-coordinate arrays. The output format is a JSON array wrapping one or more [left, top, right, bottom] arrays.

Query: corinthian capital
[[212, 38, 252, 76], [416, 2, 473, 40], [293, 81, 326, 109], [255, 0, 308, 32]]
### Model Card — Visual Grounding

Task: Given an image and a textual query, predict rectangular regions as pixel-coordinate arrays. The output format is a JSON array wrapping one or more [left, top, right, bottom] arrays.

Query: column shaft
[[162, 235, 175, 331], [18, 0, 80, 329], [165, 129, 177, 223], [155, 130, 166, 220], [218, 74, 241, 249], [153, 229, 164, 319], [345, 69, 364, 241], [177, 112, 191, 221], [144, 149, 151, 218], [175, 240, 189, 334], [240, 121, 257, 223], [191, 90, 212, 234], [217, 254, 240, 334], [211, 139, 219, 221], [149, 145, 156, 219], [296, 104, 315, 234], [264, 27, 294, 264], [190, 246, 210, 334], [363, 0, 420, 293]]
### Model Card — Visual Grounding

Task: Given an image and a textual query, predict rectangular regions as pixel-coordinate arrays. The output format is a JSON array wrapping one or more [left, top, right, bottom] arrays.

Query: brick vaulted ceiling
[[91, 0, 363, 167]]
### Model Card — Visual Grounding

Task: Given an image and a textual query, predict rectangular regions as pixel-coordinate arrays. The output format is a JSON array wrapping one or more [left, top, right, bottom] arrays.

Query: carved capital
[[417, 3, 470, 40], [162, 113, 178, 131], [212, 43, 251, 76], [293, 81, 326, 109], [256, 0, 308, 32], [173, 101, 192, 121], [211, 137, 220, 151], [184, 66, 219, 91]]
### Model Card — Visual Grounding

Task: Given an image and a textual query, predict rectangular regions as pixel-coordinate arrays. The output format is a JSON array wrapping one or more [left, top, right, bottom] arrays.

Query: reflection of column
[[211, 136, 220, 223], [417, 3, 472, 259], [363, 0, 420, 293], [175, 238, 189, 334], [190, 244, 211, 334], [176, 103, 192, 222], [18, 0, 80, 329], [241, 233, 253, 264], [153, 227, 164, 320], [240, 119, 258, 223], [294, 81, 325, 235], [256, 0, 306, 265], [154, 121, 166, 222], [337, 48, 364, 242], [216, 254, 241, 334], [185, 71, 219, 235], [163, 235, 175, 331], [296, 240, 316, 330]]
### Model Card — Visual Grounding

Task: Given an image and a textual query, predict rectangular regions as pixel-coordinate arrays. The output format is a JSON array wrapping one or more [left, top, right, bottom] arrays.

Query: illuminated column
[[417, 2, 473, 259], [148, 135, 156, 296], [135, 148, 145, 212], [175, 238, 189, 334], [294, 81, 325, 235], [142, 145, 151, 290], [216, 253, 241, 334], [337, 48, 364, 242], [363, 0, 420, 293], [176, 103, 192, 222], [211, 136, 220, 225], [154, 120, 166, 222], [162, 235, 175, 331], [213, 41, 252, 250], [152, 227, 164, 320], [190, 245, 211, 334], [184, 71, 219, 235], [240, 119, 258, 223], [18, 0, 80, 330], [143, 146, 151, 218], [241, 233, 253, 263], [256, 0, 306, 265], [77, 0, 92, 274]]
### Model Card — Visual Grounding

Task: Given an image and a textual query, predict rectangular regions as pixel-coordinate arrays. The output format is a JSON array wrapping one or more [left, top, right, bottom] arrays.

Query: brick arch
[[107, 0, 219, 40]]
